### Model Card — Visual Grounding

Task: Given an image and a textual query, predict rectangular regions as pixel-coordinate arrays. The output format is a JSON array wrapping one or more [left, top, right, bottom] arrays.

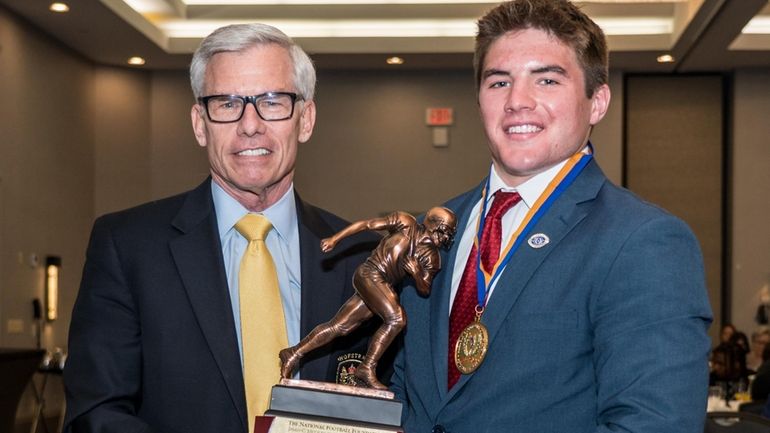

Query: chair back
[[738, 400, 767, 416], [705, 411, 770, 433]]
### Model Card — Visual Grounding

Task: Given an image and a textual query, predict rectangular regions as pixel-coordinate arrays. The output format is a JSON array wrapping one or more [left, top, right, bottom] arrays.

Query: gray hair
[[190, 23, 316, 101]]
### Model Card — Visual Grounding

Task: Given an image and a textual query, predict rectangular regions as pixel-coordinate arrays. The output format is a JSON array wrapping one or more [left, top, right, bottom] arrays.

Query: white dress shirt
[[448, 159, 573, 312]]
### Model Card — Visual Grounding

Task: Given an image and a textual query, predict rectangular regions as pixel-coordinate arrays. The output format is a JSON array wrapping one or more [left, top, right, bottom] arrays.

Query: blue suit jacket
[[64, 179, 379, 433], [391, 160, 713, 433]]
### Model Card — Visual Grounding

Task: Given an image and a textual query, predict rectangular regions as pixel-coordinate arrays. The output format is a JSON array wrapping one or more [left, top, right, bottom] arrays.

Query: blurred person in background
[[748, 327, 770, 372]]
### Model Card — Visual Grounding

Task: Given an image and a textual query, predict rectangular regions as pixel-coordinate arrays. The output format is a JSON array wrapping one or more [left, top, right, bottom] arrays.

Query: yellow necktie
[[235, 214, 288, 432]]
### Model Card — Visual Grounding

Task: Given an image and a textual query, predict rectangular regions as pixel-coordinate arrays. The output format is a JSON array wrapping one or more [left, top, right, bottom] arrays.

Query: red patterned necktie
[[448, 190, 521, 389]]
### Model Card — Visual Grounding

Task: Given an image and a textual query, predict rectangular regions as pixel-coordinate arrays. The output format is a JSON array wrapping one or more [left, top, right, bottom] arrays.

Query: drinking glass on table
[[707, 385, 728, 413], [709, 385, 726, 401]]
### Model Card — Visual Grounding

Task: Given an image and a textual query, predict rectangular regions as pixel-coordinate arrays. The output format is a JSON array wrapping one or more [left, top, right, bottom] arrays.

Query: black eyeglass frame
[[197, 92, 302, 123]]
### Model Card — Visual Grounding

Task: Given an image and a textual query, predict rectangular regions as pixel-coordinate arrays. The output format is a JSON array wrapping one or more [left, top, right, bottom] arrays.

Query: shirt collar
[[488, 149, 587, 209], [211, 180, 297, 243]]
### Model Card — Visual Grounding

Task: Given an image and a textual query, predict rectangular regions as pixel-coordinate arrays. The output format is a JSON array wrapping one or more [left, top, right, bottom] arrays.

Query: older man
[[64, 24, 378, 433]]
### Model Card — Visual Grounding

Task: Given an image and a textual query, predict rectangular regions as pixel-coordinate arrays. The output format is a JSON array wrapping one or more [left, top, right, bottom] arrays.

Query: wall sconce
[[45, 256, 61, 322]]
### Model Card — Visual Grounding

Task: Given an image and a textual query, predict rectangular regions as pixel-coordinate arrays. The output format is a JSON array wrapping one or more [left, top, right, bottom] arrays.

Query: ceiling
[[1, 0, 769, 71]]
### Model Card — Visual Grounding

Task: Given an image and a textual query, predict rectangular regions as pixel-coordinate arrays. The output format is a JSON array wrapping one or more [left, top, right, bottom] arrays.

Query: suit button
[[432, 425, 446, 433]]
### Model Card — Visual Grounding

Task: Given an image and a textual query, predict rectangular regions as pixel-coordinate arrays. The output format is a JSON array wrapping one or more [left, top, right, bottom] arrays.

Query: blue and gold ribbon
[[474, 148, 593, 308]]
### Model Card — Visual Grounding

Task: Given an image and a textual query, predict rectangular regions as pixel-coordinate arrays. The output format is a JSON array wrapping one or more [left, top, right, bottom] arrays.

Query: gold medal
[[454, 310, 489, 374]]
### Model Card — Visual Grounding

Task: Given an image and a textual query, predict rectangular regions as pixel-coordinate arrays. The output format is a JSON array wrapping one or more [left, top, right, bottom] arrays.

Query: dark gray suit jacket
[[64, 179, 380, 433], [391, 160, 713, 433]]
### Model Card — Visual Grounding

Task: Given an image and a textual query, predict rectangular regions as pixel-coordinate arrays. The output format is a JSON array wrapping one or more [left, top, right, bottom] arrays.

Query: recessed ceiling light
[[127, 56, 146, 66], [656, 54, 675, 63], [386, 56, 404, 65], [49, 2, 70, 13]]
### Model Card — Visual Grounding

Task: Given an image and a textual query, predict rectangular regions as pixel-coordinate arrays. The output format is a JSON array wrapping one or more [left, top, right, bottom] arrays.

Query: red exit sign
[[426, 108, 453, 126]]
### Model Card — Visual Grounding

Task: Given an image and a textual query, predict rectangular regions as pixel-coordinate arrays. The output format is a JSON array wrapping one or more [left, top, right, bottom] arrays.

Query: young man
[[390, 1, 713, 432], [64, 24, 378, 433]]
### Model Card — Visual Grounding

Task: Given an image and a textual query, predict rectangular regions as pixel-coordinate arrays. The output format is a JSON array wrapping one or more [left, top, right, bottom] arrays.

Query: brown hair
[[474, 0, 608, 98]]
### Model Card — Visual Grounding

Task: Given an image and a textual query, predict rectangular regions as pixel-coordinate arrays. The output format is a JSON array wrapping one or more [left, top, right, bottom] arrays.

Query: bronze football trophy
[[279, 207, 457, 389]]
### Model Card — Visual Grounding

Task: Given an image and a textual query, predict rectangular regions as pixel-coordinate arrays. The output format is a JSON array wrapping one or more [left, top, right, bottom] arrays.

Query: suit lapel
[[445, 161, 606, 396], [169, 179, 248, 432], [295, 193, 349, 380]]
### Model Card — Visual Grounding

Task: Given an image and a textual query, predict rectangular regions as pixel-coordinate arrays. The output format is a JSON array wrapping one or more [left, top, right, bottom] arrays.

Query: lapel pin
[[527, 233, 550, 249]]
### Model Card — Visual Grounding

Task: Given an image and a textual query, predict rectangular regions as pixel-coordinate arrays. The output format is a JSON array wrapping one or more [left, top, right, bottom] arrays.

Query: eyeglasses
[[198, 92, 301, 123]]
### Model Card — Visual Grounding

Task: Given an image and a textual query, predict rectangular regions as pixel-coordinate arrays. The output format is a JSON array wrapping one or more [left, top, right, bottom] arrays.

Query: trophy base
[[262, 378, 403, 432]]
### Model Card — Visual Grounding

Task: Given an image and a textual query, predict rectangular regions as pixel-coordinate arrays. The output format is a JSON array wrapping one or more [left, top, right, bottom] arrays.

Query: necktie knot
[[486, 191, 521, 221], [235, 214, 272, 242]]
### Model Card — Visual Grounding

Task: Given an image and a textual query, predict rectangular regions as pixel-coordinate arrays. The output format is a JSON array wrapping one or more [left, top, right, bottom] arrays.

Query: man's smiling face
[[191, 43, 315, 208], [478, 28, 609, 187]]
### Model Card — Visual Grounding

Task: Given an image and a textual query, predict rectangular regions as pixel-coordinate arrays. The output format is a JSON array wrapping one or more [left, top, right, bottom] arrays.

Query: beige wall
[[149, 71, 209, 200], [731, 70, 770, 337], [590, 71, 624, 186], [94, 67, 152, 216], [0, 7, 93, 351], [92, 69, 208, 215], [0, 7, 94, 423], [625, 75, 724, 341]]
